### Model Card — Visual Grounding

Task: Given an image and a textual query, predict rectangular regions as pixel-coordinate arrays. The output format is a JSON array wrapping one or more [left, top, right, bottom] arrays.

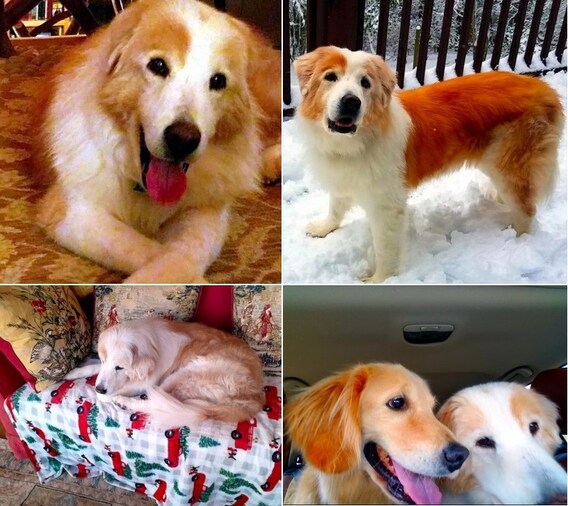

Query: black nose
[[443, 443, 469, 472], [340, 94, 361, 116], [164, 121, 201, 161], [95, 385, 107, 395]]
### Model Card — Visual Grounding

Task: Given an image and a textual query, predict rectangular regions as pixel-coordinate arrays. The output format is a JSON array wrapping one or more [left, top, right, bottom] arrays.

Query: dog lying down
[[66, 319, 263, 427], [438, 382, 567, 504]]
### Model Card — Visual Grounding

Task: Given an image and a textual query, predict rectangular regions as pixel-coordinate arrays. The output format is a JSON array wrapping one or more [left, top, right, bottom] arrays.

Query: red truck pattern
[[7, 376, 281, 504]]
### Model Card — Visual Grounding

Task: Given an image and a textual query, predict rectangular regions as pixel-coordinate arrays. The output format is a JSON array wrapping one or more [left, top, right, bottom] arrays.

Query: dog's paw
[[306, 219, 337, 238], [112, 396, 130, 410], [360, 271, 393, 284]]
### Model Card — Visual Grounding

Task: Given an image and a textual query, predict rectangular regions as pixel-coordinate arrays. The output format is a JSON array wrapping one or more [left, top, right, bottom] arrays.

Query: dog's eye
[[324, 72, 337, 82], [115, 366, 124, 371], [209, 73, 227, 91], [476, 437, 496, 449], [147, 58, 169, 78], [529, 421, 539, 435], [386, 396, 405, 410], [361, 76, 371, 89]]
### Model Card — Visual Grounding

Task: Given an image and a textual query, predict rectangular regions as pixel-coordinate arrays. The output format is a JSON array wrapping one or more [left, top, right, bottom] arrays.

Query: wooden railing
[[284, 0, 567, 109]]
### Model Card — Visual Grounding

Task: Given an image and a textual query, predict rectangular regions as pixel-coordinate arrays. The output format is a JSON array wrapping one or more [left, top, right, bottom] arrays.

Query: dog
[[66, 319, 264, 427], [294, 46, 563, 283], [35, 0, 281, 283], [437, 382, 567, 504], [285, 363, 470, 504]]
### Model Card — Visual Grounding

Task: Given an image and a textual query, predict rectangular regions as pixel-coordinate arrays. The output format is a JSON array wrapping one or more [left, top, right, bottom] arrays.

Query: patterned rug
[[0, 438, 153, 506], [0, 38, 281, 284]]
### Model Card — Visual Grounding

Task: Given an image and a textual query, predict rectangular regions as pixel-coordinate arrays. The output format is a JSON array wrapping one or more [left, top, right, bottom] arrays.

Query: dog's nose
[[442, 443, 469, 472], [95, 385, 107, 395], [164, 121, 201, 161], [340, 94, 361, 115]]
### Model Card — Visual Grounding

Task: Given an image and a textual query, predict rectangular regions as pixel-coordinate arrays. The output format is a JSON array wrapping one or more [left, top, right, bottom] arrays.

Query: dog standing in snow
[[294, 46, 563, 283]]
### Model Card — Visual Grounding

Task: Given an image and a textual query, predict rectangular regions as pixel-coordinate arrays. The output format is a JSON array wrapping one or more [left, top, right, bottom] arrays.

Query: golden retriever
[[67, 319, 263, 427], [437, 382, 567, 504], [294, 46, 563, 282], [285, 363, 469, 504], [35, 0, 281, 283]]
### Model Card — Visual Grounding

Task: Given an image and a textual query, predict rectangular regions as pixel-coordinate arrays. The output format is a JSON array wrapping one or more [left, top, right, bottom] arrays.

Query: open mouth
[[138, 129, 190, 206], [363, 442, 442, 505], [328, 117, 357, 134]]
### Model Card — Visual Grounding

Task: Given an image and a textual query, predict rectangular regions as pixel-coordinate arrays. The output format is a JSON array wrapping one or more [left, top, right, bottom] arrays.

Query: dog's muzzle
[[328, 93, 361, 134]]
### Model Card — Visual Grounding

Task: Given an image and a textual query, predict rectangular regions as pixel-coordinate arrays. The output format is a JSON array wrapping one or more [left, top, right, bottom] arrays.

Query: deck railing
[[284, 0, 567, 109]]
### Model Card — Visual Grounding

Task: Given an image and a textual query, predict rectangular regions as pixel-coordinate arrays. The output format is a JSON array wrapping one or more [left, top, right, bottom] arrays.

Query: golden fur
[[285, 363, 469, 504], [35, 0, 280, 283], [68, 319, 264, 428]]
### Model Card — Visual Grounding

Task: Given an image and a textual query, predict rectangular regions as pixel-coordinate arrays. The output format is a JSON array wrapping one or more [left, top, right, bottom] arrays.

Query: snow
[[282, 71, 567, 284]]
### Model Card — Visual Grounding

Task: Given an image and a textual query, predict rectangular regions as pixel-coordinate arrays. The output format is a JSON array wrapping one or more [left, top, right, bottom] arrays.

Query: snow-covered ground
[[282, 70, 567, 284]]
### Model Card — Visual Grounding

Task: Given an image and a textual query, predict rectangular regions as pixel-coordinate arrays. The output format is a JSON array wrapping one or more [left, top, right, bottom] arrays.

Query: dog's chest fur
[[298, 96, 412, 206]]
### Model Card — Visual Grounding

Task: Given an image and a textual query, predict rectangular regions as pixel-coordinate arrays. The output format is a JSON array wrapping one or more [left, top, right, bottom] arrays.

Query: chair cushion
[[234, 286, 281, 374], [0, 286, 91, 391], [92, 285, 201, 352]]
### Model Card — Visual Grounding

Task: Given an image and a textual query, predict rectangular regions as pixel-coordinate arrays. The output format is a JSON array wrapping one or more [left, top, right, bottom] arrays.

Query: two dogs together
[[286, 363, 567, 504]]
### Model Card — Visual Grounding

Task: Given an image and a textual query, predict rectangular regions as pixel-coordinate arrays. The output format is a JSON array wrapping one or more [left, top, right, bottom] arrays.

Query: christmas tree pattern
[[198, 436, 220, 448], [27, 393, 41, 402], [173, 479, 185, 497], [46, 424, 87, 452], [219, 469, 260, 496], [86, 405, 99, 438], [10, 388, 24, 412], [105, 416, 120, 428], [135, 460, 169, 478], [47, 457, 62, 474], [197, 483, 215, 503], [180, 426, 190, 458]]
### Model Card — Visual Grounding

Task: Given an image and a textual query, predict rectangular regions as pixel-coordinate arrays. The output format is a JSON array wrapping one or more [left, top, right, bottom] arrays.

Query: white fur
[[440, 382, 566, 504], [298, 93, 411, 282], [67, 319, 263, 428]]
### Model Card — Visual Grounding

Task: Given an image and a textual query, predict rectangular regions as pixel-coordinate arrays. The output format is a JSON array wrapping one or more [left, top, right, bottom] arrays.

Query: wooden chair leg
[[59, 0, 98, 34], [0, 0, 15, 58]]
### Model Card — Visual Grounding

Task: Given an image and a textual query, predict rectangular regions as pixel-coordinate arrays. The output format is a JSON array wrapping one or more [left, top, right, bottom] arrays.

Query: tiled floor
[[0, 439, 152, 506]]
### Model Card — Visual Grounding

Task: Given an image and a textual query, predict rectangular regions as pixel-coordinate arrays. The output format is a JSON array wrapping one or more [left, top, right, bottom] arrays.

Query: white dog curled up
[[67, 319, 263, 427]]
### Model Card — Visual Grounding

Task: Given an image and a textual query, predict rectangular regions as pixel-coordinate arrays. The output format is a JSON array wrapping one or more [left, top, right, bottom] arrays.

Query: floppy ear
[[126, 345, 156, 381], [103, 5, 144, 75], [286, 366, 369, 474], [294, 46, 337, 96], [369, 54, 396, 106], [436, 397, 460, 431]]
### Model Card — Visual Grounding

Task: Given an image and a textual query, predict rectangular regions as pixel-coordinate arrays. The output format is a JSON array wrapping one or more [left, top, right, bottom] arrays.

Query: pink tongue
[[145, 157, 187, 206], [392, 459, 442, 505]]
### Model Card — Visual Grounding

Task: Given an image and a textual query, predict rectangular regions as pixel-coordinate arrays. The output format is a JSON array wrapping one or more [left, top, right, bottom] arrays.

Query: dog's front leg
[[124, 206, 230, 283], [306, 195, 352, 238], [38, 189, 167, 274], [112, 394, 148, 412], [362, 202, 406, 283]]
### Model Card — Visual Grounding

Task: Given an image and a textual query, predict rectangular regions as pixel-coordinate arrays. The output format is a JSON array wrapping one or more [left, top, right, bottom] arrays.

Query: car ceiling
[[283, 286, 567, 403]]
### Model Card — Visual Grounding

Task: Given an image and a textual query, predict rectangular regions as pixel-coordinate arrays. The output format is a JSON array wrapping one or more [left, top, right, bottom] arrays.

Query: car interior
[[282, 285, 567, 487]]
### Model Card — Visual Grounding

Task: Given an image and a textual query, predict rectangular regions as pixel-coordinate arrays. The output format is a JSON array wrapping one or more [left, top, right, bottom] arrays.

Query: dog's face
[[294, 46, 396, 137], [286, 363, 469, 504], [99, 0, 253, 205], [95, 325, 157, 396], [438, 382, 567, 504]]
